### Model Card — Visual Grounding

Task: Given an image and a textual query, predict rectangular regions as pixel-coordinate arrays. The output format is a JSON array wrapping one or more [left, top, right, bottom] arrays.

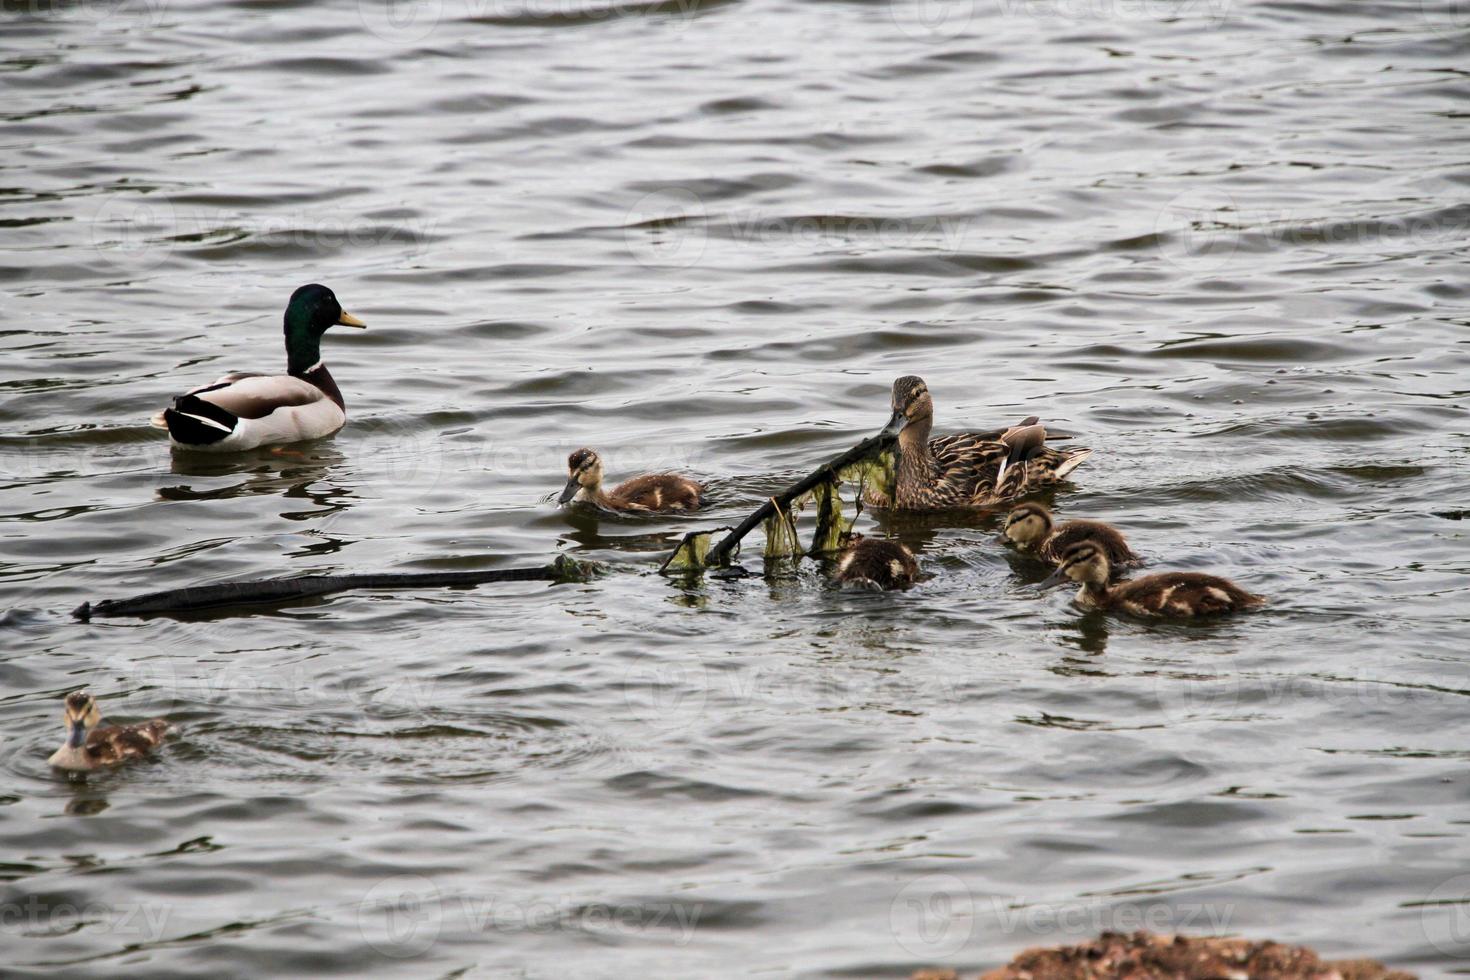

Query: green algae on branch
[[806, 480, 848, 558], [763, 497, 802, 560], [659, 431, 896, 574], [659, 527, 726, 574]]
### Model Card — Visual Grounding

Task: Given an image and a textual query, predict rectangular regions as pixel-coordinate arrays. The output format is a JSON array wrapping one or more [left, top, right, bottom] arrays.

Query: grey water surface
[[2, 0, 1469, 976]]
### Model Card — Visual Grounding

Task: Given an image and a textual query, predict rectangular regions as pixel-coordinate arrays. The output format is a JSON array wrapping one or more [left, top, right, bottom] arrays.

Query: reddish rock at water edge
[[911, 931, 1415, 980]]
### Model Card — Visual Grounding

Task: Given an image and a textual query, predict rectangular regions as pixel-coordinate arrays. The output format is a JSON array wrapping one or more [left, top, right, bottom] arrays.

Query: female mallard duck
[[1039, 541, 1265, 618], [1003, 502, 1141, 573], [833, 535, 919, 590], [150, 283, 366, 451], [559, 448, 703, 513], [870, 376, 1091, 510], [47, 691, 170, 772]]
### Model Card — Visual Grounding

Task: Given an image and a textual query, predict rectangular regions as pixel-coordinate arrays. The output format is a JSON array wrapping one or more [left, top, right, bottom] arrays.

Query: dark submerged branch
[[73, 555, 596, 621]]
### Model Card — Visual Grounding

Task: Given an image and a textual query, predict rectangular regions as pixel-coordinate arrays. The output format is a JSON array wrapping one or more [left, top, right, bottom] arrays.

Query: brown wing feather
[[1111, 573, 1264, 617], [929, 436, 1008, 503], [928, 416, 1039, 453], [929, 432, 1008, 467], [1041, 520, 1141, 569], [878, 418, 1090, 509], [86, 719, 170, 765], [869, 432, 1008, 508], [920, 425, 1044, 506], [1026, 445, 1091, 485], [608, 474, 702, 512]]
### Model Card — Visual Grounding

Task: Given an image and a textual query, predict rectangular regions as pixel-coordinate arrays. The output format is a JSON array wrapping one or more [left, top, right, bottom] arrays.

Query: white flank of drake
[[170, 396, 346, 453]]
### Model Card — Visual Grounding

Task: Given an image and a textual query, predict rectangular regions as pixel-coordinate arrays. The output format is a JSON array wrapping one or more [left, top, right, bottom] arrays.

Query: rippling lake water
[[3, 0, 1469, 975]]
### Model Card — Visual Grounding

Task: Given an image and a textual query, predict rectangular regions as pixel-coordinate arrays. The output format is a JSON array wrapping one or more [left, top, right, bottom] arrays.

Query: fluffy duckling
[[1003, 502, 1141, 573], [559, 448, 703, 513], [151, 284, 366, 451], [1040, 542, 1264, 618], [873, 376, 1091, 510], [833, 535, 920, 590], [47, 691, 170, 772]]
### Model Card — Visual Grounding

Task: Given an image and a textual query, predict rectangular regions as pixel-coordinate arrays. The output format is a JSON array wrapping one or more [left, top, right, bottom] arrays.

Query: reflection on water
[[3, 0, 1469, 975], [160, 443, 352, 512]]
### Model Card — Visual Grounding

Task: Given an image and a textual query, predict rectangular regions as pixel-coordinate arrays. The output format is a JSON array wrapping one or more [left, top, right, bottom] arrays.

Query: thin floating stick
[[73, 555, 597, 621]]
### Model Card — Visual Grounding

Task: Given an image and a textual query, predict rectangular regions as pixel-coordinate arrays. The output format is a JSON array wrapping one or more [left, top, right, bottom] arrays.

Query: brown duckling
[[1003, 502, 1141, 573], [559, 448, 703, 513], [833, 535, 920, 590], [1039, 541, 1265, 619], [47, 691, 170, 772], [873, 376, 1091, 510]]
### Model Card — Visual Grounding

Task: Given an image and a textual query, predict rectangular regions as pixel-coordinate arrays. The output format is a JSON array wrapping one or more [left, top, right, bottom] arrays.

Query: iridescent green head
[[284, 283, 365, 374]]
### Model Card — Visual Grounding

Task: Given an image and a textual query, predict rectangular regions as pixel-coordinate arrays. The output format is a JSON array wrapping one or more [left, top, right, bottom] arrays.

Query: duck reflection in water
[[160, 443, 355, 515]]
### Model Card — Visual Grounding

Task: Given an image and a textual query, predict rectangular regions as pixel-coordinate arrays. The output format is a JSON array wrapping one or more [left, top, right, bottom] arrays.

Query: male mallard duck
[[150, 284, 365, 451], [558, 448, 703, 513], [47, 691, 170, 772], [833, 535, 919, 590], [869, 376, 1091, 510], [1039, 541, 1265, 618], [1003, 502, 1141, 573]]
